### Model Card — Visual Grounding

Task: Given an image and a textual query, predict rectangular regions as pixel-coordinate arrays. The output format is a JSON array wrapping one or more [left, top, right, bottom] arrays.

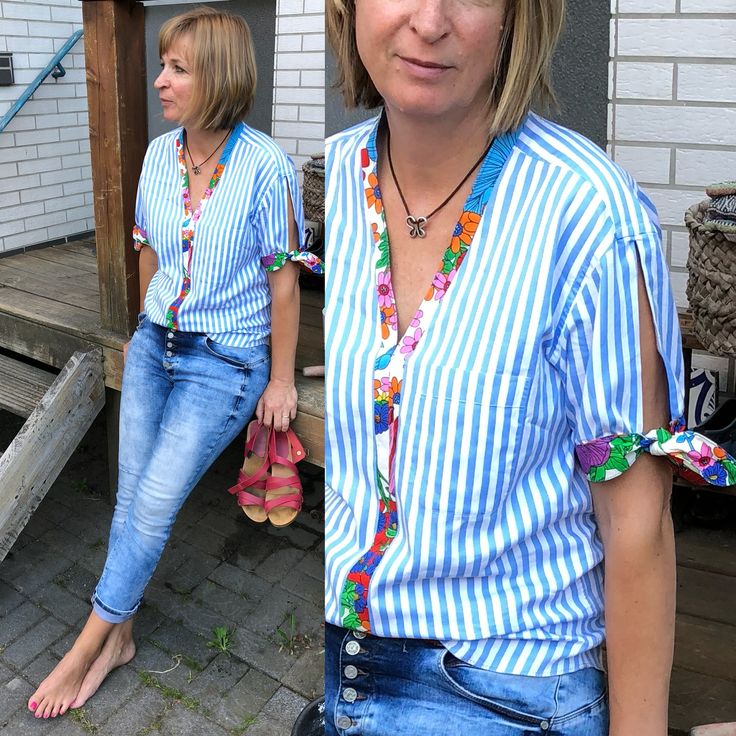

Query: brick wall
[[272, 0, 324, 178], [610, 2, 736, 386], [0, 0, 93, 254]]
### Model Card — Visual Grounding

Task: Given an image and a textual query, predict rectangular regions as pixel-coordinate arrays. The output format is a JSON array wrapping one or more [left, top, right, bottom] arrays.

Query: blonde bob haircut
[[327, 0, 565, 137], [159, 6, 257, 131]]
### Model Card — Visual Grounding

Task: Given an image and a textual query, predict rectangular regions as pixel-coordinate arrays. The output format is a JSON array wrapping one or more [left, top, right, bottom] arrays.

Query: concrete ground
[[0, 409, 324, 736]]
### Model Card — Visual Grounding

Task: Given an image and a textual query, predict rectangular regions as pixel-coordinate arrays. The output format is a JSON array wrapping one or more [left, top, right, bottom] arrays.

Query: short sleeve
[[254, 166, 323, 275], [560, 231, 736, 487], [132, 170, 150, 252]]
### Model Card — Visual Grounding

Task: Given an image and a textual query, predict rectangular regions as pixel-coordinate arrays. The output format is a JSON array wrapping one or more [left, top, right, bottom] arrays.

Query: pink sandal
[[228, 420, 272, 523], [265, 428, 307, 527]]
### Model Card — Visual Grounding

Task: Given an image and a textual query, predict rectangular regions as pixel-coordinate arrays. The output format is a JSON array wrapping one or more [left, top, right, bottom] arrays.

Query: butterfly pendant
[[406, 215, 427, 238]]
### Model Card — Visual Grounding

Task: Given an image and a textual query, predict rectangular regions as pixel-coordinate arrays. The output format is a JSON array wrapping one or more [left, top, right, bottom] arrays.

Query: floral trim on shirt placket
[[339, 124, 519, 632]]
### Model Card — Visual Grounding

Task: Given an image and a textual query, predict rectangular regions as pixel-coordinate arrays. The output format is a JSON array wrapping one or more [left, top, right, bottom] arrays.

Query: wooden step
[[0, 353, 56, 418]]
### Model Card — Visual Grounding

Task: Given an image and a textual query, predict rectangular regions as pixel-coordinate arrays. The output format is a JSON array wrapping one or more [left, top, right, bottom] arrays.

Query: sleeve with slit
[[255, 165, 323, 276], [132, 167, 150, 252], [560, 231, 736, 487]]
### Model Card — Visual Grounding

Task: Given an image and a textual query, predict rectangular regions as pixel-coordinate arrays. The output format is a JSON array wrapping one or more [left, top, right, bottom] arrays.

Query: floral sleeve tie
[[576, 418, 736, 487], [132, 225, 150, 251], [262, 250, 324, 275]]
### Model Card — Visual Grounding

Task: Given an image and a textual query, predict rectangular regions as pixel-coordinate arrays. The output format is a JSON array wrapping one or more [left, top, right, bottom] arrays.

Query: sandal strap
[[264, 492, 303, 513], [234, 489, 267, 508], [265, 474, 301, 491], [228, 465, 268, 495], [283, 428, 307, 463]]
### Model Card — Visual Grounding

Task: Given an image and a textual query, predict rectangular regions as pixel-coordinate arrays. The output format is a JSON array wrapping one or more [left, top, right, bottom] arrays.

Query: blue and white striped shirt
[[324, 112, 684, 676], [135, 122, 304, 347]]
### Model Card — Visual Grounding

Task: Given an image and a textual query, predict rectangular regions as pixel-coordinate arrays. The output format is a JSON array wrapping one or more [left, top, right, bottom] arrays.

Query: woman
[[324, 1, 734, 734], [28, 7, 317, 719]]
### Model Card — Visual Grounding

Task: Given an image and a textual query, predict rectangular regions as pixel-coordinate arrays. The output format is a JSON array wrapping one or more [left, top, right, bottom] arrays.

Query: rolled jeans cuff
[[91, 593, 140, 624]]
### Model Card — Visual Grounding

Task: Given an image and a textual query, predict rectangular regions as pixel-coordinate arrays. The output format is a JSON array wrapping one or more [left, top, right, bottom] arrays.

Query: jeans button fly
[[343, 665, 358, 679], [167, 332, 174, 338], [166, 351, 173, 357], [353, 631, 366, 639], [345, 641, 360, 656], [336, 715, 353, 729], [342, 687, 357, 703]]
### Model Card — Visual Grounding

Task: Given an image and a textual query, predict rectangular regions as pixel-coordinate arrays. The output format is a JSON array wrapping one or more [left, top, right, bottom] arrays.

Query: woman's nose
[[408, 0, 452, 43], [154, 70, 167, 89]]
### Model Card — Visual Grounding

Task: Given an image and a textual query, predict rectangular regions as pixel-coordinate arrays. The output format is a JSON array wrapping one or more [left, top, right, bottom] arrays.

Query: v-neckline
[[363, 117, 520, 364]]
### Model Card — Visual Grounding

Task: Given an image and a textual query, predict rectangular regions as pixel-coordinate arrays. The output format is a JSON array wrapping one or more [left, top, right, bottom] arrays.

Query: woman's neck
[[183, 126, 231, 162], [381, 106, 492, 195]]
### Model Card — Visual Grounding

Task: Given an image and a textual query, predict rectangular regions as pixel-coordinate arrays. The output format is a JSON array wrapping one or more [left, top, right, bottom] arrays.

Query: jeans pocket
[[137, 311, 147, 327], [550, 667, 607, 728], [204, 338, 270, 370], [437, 650, 554, 728]]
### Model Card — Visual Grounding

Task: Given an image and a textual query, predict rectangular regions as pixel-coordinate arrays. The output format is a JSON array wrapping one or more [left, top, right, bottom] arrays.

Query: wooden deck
[[0, 238, 324, 465]]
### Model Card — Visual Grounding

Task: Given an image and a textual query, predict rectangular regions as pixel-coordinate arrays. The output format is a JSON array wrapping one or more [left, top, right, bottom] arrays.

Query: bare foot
[[70, 626, 136, 709], [27, 647, 98, 719]]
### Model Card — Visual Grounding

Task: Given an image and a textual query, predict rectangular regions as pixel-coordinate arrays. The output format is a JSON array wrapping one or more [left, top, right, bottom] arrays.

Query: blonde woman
[[28, 7, 318, 718], [323, 0, 734, 734]]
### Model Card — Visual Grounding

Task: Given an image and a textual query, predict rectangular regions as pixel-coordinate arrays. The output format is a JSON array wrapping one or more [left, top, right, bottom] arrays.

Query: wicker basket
[[302, 155, 325, 224], [685, 201, 736, 356]]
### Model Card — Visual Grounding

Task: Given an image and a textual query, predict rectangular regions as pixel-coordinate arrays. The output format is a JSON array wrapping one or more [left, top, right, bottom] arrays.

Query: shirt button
[[353, 631, 366, 639], [167, 332, 174, 338], [166, 351, 173, 357], [343, 665, 358, 680], [540, 720, 550, 730], [344, 641, 360, 656], [336, 716, 353, 729], [342, 687, 357, 703]]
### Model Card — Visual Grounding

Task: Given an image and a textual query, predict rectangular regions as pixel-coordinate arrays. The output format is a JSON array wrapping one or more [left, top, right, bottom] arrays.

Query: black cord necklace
[[184, 129, 230, 175], [386, 126, 492, 239]]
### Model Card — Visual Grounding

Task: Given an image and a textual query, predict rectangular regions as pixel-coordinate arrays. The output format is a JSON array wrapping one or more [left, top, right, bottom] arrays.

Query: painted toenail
[[30, 701, 37, 709]]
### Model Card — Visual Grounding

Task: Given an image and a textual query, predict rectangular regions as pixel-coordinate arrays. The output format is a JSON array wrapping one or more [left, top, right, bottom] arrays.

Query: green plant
[[229, 714, 257, 735], [207, 626, 234, 655], [68, 707, 97, 733], [276, 613, 298, 655]]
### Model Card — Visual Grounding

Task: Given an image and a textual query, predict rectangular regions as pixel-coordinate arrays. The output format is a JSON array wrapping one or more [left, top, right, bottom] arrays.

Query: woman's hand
[[256, 378, 298, 432]]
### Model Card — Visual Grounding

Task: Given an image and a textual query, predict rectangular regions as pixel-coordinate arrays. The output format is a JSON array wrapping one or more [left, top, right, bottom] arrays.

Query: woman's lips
[[398, 56, 451, 79]]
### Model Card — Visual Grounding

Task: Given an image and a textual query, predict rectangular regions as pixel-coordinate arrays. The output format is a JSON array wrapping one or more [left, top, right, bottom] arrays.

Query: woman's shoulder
[[326, 116, 379, 156], [231, 123, 296, 177], [516, 113, 658, 238]]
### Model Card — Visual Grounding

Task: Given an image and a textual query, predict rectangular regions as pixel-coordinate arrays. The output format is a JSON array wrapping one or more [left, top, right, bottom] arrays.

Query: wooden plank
[[293, 374, 324, 467], [0, 348, 105, 562], [82, 0, 147, 335], [26, 246, 99, 274], [0, 262, 101, 312], [0, 288, 122, 350], [669, 668, 736, 735], [675, 613, 736, 683], [676, 527, 736, 578], [58, 239, 97, 256], [676, 565, 736, 627], [0, 354, 56, 418], [1, 251, 101, 288]]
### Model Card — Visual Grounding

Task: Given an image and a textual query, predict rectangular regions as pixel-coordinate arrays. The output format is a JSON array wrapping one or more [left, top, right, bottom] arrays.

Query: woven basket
[[302, 155, 325, 224], [685, 201, 736, 356]]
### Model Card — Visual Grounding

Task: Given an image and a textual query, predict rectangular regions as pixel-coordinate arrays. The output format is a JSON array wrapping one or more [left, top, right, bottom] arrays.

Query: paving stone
[[75, 543, 107, 577], [35, 498, 75, 527], [37, 526, 86, 558], [198, 507, 245, 539], [2, 707, 60, 735], [264, 523, 319, 551], [134, 639, 195, 693], [229, 529, 283, 572], [212, 668, 280, 730], [208, 562, 272, 602], [53, 564, 98, 604], [242, 712, 294, 736], [133, 600, 167, 639], [79, 663, 142, 725], [191, 579, 257, 622], [281, 567, 323, 608], [240, 586, 300, 638], [146, 620, 217, 671], [0, 675, 32, 723], [23, 651, 61, 689], [185, 653, 249, 704], [2, 615, 69, 668], [170, 599, 238, 642], [0, 601, 46, 648], [17, 513, 56, 542], [281, 647, 325, 701], [0, 546, 75, 596], [295, 551, 323, 581], [49, 629, 77, 660], [287, 599, 325, 641], [181, 521, 231, 558], [253, 547, 307, 585], [261, 686, 309, 728], [97, 686, 167, 736], [29, 583, 90, 626], [0, 580, 25, 617], [158, 544, 221, 595], [160, 702, 229, 736], [227, 628, 296, 681]]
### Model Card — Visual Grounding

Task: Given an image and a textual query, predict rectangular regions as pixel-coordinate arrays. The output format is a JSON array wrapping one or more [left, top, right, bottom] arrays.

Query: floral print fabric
[[576, 417, 736, 487], [340, 123, 518, 632], [261, 249, 324, 275]]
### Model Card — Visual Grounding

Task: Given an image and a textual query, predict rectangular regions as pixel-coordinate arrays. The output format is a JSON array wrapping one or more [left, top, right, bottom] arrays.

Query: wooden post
[[82, 0, 147, 336]]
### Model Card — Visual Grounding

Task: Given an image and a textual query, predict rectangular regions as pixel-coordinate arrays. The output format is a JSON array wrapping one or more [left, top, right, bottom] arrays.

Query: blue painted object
[[0, 29, 83, 133]]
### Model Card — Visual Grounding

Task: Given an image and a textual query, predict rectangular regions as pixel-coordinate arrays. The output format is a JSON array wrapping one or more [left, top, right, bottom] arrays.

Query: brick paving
[[0, 409, 324, 735]]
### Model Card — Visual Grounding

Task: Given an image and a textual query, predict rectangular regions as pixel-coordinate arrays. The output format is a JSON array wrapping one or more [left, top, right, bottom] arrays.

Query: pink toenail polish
[[44, 714, 49, 719], [30, 701, 37, 709]]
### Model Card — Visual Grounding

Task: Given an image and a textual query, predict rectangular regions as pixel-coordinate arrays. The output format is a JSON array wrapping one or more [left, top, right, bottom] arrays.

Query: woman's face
[[355, 0, 507, 123], [154, 36, 194, 125]]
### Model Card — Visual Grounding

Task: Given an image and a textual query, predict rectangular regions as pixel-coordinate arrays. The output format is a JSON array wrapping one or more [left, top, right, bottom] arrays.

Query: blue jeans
[[91, 316, 270, 623], [325, 624, 608, 735]]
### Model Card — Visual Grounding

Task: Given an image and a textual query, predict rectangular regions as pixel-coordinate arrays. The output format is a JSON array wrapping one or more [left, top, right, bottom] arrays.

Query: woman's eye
[[174, 66, 186, 73]]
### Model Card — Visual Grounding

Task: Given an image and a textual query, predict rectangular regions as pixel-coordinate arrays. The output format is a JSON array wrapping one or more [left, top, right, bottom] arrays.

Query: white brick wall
[[0, 0, 93, 253], [272, 0, 324, 178], [610, 1, 736, 386]]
